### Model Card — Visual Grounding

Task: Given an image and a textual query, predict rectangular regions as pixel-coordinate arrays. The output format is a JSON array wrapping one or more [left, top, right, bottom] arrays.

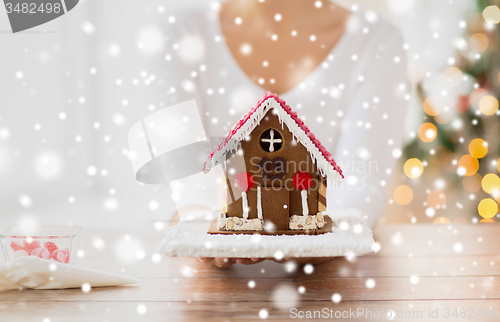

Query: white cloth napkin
[[0, 256, 140, 291]]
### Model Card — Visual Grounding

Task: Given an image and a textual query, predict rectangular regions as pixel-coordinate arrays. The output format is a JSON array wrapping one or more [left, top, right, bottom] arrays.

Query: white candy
[[13, 250, 29, 258]]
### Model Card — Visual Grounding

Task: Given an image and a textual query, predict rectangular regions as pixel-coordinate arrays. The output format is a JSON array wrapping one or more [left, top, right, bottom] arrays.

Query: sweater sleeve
[[328, 23, 409, 229], [159, 9, 224, 221]]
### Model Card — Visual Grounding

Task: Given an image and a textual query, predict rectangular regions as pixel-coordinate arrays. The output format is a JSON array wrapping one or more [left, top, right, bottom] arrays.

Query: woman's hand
[[198, 257, 333, 268], [198, 257, 266, 267]]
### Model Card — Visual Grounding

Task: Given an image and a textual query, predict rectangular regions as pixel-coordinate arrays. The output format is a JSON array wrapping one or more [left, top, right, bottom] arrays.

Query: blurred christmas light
[[423, 97, 442, 116], [403, 158, 424, 179], [469, 88, 488, 109], [468, 138, 488, 158], [469, 33, 489, 52], [483, 5, 500, 24], [479, 95, 499, 115], [443, 67, 462, 87], [433, 217, 451, 224], [418, 123, 437, 142], [494, 191, 500, 203], [458, 155, 479, 176], [394, 185, 413, 205], [463, 173, 482, 193], [427, 190, 447, 209], [478, 198, 498, 218], [435, 111, 453, 125], [481, 173, 500, 194], [457, 95, 469, 113]]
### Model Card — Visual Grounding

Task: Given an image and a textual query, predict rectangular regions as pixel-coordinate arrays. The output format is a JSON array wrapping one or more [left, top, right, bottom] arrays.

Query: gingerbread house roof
[[203, 92, 344, 183]]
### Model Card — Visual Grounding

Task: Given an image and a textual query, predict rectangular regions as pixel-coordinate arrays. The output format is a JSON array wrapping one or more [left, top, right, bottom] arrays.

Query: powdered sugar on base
[[160, 209, 375, 258]]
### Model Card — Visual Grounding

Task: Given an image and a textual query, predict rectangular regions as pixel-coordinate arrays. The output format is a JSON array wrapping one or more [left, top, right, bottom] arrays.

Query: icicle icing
[[257, 185, 262, 219], [301, 190, 308, 216], [242, 191, 249, 219]]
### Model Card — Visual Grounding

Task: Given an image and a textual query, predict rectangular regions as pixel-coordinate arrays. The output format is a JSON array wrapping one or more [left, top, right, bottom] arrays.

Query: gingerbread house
[[203, 93, 344, 235]]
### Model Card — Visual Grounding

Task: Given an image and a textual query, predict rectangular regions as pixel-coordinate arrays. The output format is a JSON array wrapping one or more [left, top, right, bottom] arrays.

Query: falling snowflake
[[137, 304, 147, 315], [304, 264, 314, 274], [34, 151, 63, 179], [137, 26, 164, 55], [453, 242, 463, 253], [366, 279, 376, 288], [81, 283, 91, 293], [259, 309, 268, 319], [332, 293, 342, 303], [18, 194, 33, 208], [272, 284, 299, 309], [81, 21, 95, 35]]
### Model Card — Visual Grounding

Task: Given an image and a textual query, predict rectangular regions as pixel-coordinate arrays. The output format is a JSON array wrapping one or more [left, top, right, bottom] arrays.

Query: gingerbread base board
[[207, 215, 333, 235], [160, 209, 375, 258]]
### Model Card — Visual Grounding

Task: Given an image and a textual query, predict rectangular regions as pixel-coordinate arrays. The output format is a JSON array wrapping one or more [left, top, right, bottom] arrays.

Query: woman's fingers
[[271, 257, 334, 264], [198, 257, 234, 267], [197, 256, 333, 267], [198, 257, 265, 267], [235, 258, 265, 265], [197, 255, 334, 268], [213, 257, 236, 267]]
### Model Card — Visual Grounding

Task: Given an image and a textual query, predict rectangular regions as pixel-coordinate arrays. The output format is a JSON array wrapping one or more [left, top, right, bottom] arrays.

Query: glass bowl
[[0, 225, 82, 265]]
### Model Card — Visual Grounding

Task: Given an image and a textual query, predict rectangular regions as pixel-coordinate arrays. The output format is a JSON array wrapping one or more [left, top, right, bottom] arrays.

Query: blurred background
[[0, 0, 499, 230]]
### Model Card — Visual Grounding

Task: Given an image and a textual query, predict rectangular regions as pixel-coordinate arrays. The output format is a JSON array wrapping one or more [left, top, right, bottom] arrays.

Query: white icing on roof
[[203, 95, 344, 183]]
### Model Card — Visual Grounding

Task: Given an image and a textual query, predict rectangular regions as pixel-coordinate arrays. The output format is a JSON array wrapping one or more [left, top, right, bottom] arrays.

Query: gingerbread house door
[[261, 187, 289, 230]]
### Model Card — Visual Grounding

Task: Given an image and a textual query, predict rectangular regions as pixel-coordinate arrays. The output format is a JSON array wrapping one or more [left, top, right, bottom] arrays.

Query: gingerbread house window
[[259, 128, 283, 152]]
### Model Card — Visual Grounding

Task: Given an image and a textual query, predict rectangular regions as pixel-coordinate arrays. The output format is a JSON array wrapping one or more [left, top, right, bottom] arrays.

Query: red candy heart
[[23, 239, 41, 255], [293, 171, 312, 191], [52, 248, 69, 263], [44, 242, 58, 255], [31, 247, 50, 260], [234, 172, 255, 192], [10, 241, 26, 252]]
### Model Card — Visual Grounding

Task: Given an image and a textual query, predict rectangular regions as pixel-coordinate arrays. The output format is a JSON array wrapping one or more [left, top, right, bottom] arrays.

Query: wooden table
[[1, 223, 499, 321]]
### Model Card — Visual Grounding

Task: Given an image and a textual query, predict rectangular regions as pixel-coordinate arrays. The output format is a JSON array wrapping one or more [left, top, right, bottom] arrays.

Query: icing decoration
[[293, 171, 312, 216], [260, 129, 282, 152], [203, 92, 344, 183], [257, 185, 262, 219], [242, 191, 249, 219], [301, 190, 308, 216], [234, 172, 254, 219]]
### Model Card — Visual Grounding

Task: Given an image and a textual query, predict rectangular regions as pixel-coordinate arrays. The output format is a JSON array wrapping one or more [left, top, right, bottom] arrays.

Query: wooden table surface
[[1, 223, 500, 321]]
